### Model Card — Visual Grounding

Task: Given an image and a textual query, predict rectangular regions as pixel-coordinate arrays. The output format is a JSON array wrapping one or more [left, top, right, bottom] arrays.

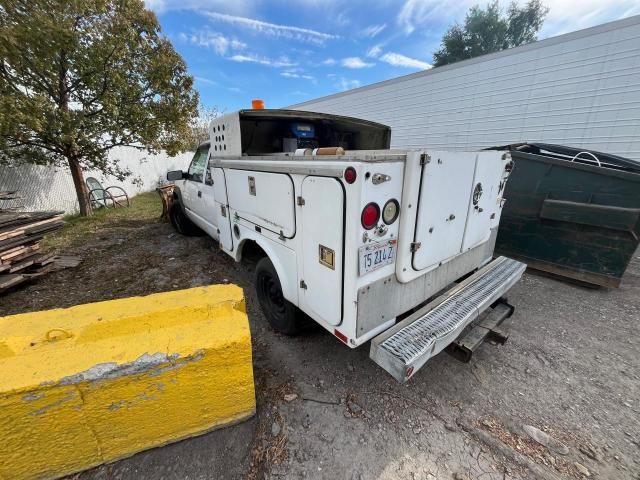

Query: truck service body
[[168, 109, 525, 382]]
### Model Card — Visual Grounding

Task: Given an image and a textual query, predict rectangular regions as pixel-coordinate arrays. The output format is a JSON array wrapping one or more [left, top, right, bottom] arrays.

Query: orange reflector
[[252, 99, 265, 109]]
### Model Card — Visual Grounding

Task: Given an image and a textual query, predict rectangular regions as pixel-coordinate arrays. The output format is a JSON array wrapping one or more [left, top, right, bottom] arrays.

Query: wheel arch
[[235, 234, 299, 307]]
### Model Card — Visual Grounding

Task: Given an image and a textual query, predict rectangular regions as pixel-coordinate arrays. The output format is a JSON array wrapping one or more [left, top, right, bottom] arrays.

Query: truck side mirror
[[167, 170, 185, 181]]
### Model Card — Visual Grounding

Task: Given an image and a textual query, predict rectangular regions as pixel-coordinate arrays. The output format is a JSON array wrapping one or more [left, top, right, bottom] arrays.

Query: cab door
[[192, 154, 217, 237], [182, 146, 209, 230]]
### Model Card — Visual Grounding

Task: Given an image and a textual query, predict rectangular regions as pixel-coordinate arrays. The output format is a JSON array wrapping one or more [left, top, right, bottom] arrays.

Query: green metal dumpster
[[493, 143, 640, 288]]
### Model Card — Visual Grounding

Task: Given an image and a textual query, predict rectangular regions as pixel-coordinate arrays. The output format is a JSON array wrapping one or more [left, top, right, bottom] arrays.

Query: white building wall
[[0, 147, 193, 213], [291, 16, 640, 162]]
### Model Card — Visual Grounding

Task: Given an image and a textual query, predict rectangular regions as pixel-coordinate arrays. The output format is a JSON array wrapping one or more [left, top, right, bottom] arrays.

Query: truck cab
[[167, 109, 525, 382]]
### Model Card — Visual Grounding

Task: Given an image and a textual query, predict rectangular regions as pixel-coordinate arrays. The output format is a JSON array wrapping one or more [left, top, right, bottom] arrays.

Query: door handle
[[197, 191, 202, 198]]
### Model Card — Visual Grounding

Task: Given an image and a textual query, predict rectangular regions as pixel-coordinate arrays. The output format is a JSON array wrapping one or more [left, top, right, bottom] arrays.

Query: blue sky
[[146, 0, 640, 112]]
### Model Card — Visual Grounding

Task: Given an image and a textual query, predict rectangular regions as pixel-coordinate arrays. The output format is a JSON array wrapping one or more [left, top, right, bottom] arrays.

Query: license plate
[[359, 240, 396, 275]]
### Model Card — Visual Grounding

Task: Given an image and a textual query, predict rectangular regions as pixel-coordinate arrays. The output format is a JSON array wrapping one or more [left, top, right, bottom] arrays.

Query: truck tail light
[[361, 202, 380, 230], [382, 199, 400, 224], [344, 167, 357, 184]]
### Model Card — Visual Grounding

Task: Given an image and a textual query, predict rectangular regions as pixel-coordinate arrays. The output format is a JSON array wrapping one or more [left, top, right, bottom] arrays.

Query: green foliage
[[433, 0, 549, 67], [0, 0, 198, 179]]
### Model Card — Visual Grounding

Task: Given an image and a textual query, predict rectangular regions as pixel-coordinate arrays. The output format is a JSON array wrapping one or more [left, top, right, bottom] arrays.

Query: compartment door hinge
[[410, 242, 422, 252], [297, 196, 305, 206], [420, 154, 430, 165], [299, 279, 308, 289]]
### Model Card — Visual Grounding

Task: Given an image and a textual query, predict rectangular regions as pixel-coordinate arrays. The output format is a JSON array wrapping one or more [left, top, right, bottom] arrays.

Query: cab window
[[187, 146, 209, 183]]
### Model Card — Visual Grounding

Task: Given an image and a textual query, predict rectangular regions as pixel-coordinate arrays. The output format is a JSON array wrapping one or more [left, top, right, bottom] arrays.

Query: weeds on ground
[[43, 191, 162, 251]]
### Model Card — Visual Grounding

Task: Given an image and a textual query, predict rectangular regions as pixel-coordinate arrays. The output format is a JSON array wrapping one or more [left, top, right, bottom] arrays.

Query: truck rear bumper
[[369, 256, 526, 383]]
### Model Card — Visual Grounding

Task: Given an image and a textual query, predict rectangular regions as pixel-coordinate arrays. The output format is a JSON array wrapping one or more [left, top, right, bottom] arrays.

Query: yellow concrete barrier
[[0, 285, 255, 480]]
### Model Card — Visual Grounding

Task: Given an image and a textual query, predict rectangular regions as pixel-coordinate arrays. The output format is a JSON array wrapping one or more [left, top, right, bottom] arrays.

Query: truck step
[[370, 257, 526, 383], [445, 300, 514, 363]]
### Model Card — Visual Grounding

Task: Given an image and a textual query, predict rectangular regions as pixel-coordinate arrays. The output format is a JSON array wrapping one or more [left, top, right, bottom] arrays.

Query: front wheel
[[169, 202, 202, 236], [255, 257, 300, 335]]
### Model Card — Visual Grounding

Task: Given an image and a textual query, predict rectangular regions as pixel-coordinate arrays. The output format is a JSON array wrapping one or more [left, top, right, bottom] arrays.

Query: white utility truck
[[167, 109, 526, 382]]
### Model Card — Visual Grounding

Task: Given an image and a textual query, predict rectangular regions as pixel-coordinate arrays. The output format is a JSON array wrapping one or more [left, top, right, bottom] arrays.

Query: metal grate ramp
[[370, 256, 526, 383]]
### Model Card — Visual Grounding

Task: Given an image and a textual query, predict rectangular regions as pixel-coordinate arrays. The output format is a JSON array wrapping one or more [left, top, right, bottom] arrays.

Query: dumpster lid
[[488, 143, 640, 174]]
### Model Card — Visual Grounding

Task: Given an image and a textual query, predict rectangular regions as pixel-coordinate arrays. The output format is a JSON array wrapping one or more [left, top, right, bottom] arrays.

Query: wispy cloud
[[380, 52, 431, 70], [341, 57, 374, 68], [281, 69, 315, 81], [540, 0, 640, 37], [335, 77, 361, 91], [322, 58, 337, 66], [204, 11, 338, 45], [334, 12, 351, 27], [179, 31, 246, 55], [397, 0, 470, 35], [194, 76, 218, 86], [396, 0, 639, 39], [362, 24, 387, 38], [145, 0, 252, 13], [229, 54, 297, 68], [366, 44, 383, 58]]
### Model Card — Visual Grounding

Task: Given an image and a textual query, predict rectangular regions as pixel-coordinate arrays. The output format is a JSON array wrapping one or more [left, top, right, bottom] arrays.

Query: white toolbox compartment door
[[412, 152, 476, 271], [226, 169, 296, 237], [461, 151, 506, 251], [301, 176, 344, 326], [212, 168, 233, 251]]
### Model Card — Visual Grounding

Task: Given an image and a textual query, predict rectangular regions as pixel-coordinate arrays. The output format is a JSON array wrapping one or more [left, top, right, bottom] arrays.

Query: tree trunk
[[68, 156, 92, 216]]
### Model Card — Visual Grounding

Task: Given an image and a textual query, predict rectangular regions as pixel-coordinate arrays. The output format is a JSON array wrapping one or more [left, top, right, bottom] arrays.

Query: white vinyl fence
[[0, 147, 193, 213]]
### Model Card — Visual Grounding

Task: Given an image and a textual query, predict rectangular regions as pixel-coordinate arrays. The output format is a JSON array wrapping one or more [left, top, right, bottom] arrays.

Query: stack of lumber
[[0, 211, 65, 293]]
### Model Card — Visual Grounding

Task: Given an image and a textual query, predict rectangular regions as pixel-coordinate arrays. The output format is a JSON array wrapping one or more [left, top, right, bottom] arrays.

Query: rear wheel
[[169, 202, 202, 236], [255, 257, 299, 335]]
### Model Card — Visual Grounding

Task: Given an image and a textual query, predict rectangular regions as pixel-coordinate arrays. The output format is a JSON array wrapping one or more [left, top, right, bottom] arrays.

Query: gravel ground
[[2, 204, 638, 480]]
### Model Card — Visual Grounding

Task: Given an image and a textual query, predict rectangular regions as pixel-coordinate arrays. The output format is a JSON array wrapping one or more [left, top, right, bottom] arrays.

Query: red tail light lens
[[361, 202, 380, 230], [344, 167, 357, 184]]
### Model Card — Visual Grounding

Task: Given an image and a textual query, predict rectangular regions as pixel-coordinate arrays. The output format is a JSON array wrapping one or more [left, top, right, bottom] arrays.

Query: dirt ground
[[2, 194, 639, 480]]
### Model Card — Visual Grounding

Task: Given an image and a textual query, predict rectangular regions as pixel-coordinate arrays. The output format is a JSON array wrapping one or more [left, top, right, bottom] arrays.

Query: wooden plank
[[24, 263, 56, 277], [51, 255, 82, 269], [26, 222, 64, 236], [23, 216, 64, 234], [0, 211, 63, 229], [0, 245, 26, 257], [30, 253, 55, 267], [1, 245, 40, 262], [0, 236, 42, 252], [6, 248, 41, 264], [9, 258, 37, 273], [0, 247, 27, 261], [0, 274, 26, 290]]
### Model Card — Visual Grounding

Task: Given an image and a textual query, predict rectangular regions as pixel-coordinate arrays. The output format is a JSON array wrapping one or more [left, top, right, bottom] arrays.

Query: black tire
[[255, 257, 299, 335], [169, 202, 202, 236]]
